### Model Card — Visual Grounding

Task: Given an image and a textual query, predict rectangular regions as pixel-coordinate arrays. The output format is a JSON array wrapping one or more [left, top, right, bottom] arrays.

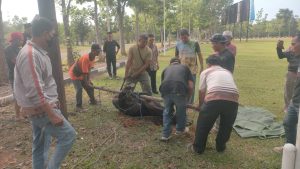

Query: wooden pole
[[37, 0, 68, 117]]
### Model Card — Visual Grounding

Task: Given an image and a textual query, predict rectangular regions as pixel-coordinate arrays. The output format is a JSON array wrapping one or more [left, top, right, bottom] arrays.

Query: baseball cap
[[91, 44, 101, 51], [223, 31, 233, 38], [210, 34, 228, 44]]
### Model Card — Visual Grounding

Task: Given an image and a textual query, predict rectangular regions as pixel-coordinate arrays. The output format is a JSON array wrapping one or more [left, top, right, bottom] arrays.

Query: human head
[[90, 44, 101, 60], [291, 33, 300, 55], [148, 33, 155, 45], [210, 33, 227, 52], [223, 31, 233, 43], [169, 57, 181, 64], [107, 31, 112, 41], [206, 55, 221, 67], [9, 32, 24, 47], [180, 29, 189, 43], [24, 23, 32, 35], [31, 16, 55, 49], [138, 34, 148, 48]]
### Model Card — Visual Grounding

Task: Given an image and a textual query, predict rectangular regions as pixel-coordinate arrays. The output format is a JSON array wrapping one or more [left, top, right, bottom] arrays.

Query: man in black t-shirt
[[103, 32, 120, 79], [159, 57, 194, 141], [5, 32, 23, 120]]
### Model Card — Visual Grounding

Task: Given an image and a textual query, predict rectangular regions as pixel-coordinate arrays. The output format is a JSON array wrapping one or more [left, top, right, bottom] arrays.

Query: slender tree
[[0, 0, 8, 84], [60, 0, 75, 67]]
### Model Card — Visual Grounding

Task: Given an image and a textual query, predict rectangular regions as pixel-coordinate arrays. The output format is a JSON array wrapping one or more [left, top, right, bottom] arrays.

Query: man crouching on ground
[[192, 55, 239, 154], [14, 17, 76, 169], [159, 57, 194, 141]]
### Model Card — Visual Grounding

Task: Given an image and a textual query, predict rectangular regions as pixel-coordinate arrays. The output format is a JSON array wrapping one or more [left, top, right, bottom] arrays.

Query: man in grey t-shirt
[[159, 57, 194, 141]]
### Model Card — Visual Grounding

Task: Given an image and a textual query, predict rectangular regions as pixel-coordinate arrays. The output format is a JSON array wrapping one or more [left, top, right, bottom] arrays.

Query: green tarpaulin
[[233, 106, 285, 139]]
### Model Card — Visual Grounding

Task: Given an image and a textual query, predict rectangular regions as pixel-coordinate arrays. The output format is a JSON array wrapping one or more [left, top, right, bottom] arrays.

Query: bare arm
[[125, 51, 133, 78], [198, 52, 204, 73], [188, 80, 194, 99], [198, 89, 206, 108]]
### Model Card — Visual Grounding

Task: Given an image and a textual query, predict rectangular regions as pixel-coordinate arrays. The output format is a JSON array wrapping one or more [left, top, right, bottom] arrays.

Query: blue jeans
[[162, 94, 187, 137], [284, 103, 299, 145], [30, 108, 76, 169]]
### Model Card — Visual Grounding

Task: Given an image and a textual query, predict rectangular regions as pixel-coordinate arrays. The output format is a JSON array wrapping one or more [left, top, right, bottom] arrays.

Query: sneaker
[[273, 146, 283, 153], [160, 136, 171, 142], [75, 107, 88, 113], [89, 100, 98, 105], [175, 127, 189, 135], [109, 75, 113, 80], [113, 75, 120, 80]]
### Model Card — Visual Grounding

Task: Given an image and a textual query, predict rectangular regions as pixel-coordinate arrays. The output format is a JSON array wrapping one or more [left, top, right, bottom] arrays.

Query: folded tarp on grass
[[233, 106, 285, 139]]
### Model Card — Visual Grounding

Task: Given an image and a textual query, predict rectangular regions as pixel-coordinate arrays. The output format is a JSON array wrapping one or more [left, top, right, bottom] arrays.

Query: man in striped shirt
[[192, 55, 239, 154]]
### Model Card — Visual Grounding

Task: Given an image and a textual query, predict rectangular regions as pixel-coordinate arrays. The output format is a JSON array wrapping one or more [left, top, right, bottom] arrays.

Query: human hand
[[277, 40, 284, 49]]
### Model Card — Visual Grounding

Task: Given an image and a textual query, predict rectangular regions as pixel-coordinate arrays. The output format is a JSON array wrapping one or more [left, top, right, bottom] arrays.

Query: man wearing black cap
[[69, 44, 100, 110], [103, 32, 120, 79], [210, 33, 235, 73], [159, 57, 194, 141], [175, 28, 204, 104], [191, 55, 239, 154]]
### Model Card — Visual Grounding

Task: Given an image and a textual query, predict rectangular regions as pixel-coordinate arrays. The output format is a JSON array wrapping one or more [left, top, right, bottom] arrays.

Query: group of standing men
[[4, 13, 240, 168], [159, 29, 238, 154]]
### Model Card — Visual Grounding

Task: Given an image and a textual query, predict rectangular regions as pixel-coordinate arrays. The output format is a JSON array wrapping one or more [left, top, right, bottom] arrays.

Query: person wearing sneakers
[[103, 31, 120, 79], [192, 55, 239, 154], [69, 44, 100, 111], [159, 57, 194, 141], [274, 33, 300, 153]]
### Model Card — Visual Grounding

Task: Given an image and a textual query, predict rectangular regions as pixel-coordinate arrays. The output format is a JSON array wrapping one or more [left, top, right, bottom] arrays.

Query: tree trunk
[[37, 0, 67, 117], [106, 0, 111, 32], [160, 27, 163, 47], [117, 0, 126, 56], [0, 0, 8, 85], [61, 0, 74, 67], [135, 10, 140, 41], [93, 0, 102, 46]]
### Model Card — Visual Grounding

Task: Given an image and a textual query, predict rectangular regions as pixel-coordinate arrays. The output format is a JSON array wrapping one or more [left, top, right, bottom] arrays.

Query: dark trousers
[[106, 55, 116, 76], [72, 80, 96, 107], [193, 100, 238, 153], [147, 70, 157, 92]]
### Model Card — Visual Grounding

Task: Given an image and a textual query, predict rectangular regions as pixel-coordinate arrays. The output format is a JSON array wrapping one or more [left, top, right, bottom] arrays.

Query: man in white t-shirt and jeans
[[191, 55, 239, 154]]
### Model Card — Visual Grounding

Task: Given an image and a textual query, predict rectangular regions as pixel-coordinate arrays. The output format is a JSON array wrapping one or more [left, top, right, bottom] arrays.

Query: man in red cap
[[5, 32, 24, 120]]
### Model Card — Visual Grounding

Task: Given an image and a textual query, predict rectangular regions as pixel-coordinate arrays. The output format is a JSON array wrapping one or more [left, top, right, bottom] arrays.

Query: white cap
[[223, 31, 233, 38]]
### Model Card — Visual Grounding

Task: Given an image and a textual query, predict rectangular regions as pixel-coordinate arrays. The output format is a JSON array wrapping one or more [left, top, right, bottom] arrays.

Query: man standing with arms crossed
[[175, 29, 204, 104], [103, 32, 120, 79], [14, 17, 76, 169]]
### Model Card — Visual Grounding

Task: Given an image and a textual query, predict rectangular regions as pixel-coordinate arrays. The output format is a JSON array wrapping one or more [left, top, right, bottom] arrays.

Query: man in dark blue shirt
[[103, 32, 120, 79]]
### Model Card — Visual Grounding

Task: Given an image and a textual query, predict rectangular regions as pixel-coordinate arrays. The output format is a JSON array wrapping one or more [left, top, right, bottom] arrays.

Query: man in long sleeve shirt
[[277, 40, 300, 113], [14, 17, 76, 169]]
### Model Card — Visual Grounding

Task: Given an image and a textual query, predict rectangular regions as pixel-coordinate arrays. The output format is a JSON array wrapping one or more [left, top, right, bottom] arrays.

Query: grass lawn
[[60, 38, 291, 169]]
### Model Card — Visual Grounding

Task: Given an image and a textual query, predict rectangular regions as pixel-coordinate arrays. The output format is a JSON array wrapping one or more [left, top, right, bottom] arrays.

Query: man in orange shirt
[[69, 44, 100, 110]]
